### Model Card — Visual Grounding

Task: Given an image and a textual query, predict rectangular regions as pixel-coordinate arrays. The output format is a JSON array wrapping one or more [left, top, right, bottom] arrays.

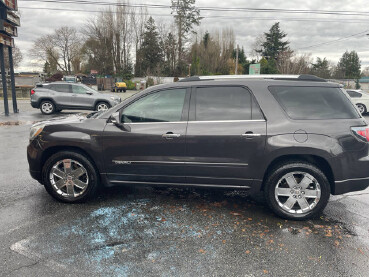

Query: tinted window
[[121, 89, 186, 123], [269, 86, 360, 120], [72, 85, 89, 94], [195, 86, 263, 121], [347, 90, 362, 98], [51, 84, 70, 93]]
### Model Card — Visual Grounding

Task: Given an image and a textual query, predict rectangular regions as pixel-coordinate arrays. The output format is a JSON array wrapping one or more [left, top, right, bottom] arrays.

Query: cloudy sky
[[16, 0, 369, 72]]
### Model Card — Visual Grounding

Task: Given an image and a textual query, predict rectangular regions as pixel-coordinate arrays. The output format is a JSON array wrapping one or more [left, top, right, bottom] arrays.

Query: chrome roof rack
[[178, 74, 327, 82]]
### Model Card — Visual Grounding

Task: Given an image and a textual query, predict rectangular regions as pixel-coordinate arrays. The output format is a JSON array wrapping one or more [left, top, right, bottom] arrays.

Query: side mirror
[[110, 112, 121, 125], [86, 91, 93, 95]]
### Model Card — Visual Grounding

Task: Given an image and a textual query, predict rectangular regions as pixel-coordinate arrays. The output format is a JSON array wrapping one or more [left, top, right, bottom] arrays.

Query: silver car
[[30, 82, 121, 114]]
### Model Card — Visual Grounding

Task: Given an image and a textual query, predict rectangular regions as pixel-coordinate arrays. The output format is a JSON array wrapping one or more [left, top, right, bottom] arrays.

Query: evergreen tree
[[311, 57, 331, 79], [259, 22, 290, 61], [136, 17, 163, 76], [336, 51, 361, 79]]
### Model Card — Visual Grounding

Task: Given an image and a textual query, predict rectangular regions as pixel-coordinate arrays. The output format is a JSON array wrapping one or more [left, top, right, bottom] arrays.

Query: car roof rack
[[178, 74, 327, 82]]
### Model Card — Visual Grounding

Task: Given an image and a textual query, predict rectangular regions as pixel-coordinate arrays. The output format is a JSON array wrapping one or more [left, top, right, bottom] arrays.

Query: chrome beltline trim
[[112, 160, 248, 166], [117, 119, 266, 125]]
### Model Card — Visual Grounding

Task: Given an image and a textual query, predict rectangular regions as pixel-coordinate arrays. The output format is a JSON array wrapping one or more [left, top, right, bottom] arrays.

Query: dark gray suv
[[27, 75, 369, 220], [30, 82, 121, 114]]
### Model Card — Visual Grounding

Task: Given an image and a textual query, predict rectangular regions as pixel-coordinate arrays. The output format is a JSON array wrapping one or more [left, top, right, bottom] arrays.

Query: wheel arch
[[261, 154, 335, 193]]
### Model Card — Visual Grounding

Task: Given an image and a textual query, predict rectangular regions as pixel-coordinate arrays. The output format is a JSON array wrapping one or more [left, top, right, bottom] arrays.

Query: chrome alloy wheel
[[275, 172, 321, 214], [97, 103, 109, 111], [49, 159, 89, 198], [41, 102, 54, 114]]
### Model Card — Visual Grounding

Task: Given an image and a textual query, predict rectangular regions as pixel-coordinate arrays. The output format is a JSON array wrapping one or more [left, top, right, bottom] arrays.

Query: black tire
[[123, 88, 126, 93], [264, 161, 330, 220], [95, 101, 110, 111], [42, 151, 99, 203], [40, 100, 55, 115]]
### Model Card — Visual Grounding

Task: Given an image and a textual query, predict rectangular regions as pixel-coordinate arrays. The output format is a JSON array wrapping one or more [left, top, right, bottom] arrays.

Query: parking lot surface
[[0, 106, 369, 276]]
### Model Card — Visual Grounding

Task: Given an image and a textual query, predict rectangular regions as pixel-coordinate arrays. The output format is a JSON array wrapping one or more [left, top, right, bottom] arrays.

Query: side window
[[347, 90, 362, 98], [53, 84, 70, 93], [72, 85, 89, 94], [121, 89, 187, 123], [195, 86, 263, 121]]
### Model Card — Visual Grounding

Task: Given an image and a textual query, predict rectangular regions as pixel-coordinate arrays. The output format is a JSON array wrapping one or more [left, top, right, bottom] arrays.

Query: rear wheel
[[264, 161, 330, 220], [123, 88, 126, 93], [95, 102, 110, 111], [42, 151, 99, 203], [40, 100, 55, 115], [356, 103, 366, 115]]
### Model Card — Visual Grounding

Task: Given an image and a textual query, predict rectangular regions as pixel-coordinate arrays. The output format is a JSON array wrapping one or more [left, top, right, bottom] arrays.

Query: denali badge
[[112, 160, 132, 165]]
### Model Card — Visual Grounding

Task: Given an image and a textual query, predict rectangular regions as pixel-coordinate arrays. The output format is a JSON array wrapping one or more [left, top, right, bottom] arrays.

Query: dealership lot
[[1, 108, 369, 276]]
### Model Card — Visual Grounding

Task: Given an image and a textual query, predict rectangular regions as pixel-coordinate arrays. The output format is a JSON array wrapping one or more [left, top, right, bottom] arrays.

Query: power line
[[296, 30, 369, 50], [18, 6, 369, 24], [18, 0, 369, 17]]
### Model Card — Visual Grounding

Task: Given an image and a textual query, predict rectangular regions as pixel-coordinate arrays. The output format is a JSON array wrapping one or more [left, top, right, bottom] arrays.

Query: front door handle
[[242, 131, 261, 138], [162, 132, 181, 139]]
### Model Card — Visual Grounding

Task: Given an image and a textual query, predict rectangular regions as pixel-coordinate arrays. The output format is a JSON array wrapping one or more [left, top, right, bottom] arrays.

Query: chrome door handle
[[162, 132, 181, 139], [242, 132, 261, 138]]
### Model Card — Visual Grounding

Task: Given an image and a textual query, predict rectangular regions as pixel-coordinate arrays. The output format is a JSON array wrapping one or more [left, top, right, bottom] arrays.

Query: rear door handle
[[242, 132, 261, 138], [162, 132, 181, 139]]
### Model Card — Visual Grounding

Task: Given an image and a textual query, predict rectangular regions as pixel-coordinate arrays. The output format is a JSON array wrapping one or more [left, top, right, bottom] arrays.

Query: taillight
[[352, 126, 369, 142], [31, 89, 35, 95]]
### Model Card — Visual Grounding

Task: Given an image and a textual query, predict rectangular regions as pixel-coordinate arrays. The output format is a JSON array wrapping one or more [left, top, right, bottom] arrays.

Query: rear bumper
[[333, 177, 369, 195], [31, 100, 39, 108]]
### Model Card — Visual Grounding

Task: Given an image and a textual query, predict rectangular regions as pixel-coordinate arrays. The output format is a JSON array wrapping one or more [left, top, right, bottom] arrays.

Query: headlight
[[30, 124, 45, 140]]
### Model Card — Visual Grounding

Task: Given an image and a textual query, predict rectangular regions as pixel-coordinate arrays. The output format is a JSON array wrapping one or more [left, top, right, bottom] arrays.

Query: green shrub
[[124, 80, 136, 90]]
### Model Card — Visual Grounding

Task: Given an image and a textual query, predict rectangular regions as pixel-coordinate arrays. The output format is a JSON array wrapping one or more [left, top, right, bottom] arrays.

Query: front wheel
[[356, 103, 367, 115], [264, 161, 330, 220], [42, 151, 99, 203], [123, 88, 127, 93]]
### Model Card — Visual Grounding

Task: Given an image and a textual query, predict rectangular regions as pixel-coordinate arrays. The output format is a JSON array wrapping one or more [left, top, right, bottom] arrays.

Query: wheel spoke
[[284, 196, 297, 209], [66, 183, 74, 196], [71, 167, 85, 178], [63, 159, 72, 174], [297, 198, 310, 210], [299, 175, 312, 189], [52, 168, 66, 179], [304, 189, 319, 198], [285, 175, 298, 188], [54, 179, 66, 190], [276, 187, 291, 197], [74, 179, 88, 190]]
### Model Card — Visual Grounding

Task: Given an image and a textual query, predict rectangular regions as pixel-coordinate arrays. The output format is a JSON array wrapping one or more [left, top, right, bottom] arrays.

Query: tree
[[31, 27, 82, 75], [335, 50, 361, 79], [311, 57, 331, 79], [136, 17, 163, 76], [258, 22, 290, 61], [171, 0, 202, 75]]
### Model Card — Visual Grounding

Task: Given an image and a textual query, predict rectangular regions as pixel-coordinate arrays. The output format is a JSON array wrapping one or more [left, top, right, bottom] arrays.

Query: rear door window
[[347, 90, 362, 98], [269, 86, 360, 120], [194, 86, 263, 121], [52, 84, 71, 93]]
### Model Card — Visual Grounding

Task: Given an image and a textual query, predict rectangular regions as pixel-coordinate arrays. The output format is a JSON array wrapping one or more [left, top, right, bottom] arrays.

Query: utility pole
[[235, 44, 239, 75]]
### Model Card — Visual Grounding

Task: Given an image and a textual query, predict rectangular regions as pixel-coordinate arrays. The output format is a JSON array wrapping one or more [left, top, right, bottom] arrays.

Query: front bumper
[[27, 140, 43, 183]]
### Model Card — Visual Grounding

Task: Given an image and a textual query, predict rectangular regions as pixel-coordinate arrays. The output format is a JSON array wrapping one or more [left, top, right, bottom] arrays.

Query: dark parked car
[[30, 82, 121, 114], [27, 75, 369, 220]]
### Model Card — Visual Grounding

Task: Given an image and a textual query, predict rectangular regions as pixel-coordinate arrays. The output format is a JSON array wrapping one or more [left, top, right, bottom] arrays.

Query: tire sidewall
[[40, 100, 55, 115], [42, 151, 98, 203], [356, 103, 366, 115], [264, 163, 330, 220]]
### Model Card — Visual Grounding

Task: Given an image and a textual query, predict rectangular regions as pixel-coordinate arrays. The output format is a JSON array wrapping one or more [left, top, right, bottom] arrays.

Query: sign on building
[[249, 64, 261, 75]]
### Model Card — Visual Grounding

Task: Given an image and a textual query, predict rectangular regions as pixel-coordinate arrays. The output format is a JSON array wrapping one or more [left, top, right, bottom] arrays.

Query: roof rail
[[178, 74, 327, 82]]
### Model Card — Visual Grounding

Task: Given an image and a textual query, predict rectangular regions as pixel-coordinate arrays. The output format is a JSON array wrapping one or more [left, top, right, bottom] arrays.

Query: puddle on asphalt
[[11, 186, 366, 276]]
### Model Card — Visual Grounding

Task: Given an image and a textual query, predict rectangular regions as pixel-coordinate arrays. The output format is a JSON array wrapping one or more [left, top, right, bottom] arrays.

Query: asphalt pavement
[[0, 101, 369, 276]]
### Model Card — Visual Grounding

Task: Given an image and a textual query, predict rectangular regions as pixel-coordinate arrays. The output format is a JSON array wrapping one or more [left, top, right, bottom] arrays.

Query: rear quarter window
[[269, 86, 360, 120]]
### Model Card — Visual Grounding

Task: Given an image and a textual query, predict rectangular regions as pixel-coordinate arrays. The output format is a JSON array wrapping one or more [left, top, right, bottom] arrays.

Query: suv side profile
[[27, 75, 369, 220], [30, 82, 121, 114]]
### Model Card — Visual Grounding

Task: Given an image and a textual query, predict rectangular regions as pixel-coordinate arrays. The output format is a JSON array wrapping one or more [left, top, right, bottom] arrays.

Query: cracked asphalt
[[0, 105, 369, 276]]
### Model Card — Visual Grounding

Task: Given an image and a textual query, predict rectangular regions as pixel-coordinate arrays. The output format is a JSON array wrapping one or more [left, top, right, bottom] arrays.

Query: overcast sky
[[16, 0, 369, 72]]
